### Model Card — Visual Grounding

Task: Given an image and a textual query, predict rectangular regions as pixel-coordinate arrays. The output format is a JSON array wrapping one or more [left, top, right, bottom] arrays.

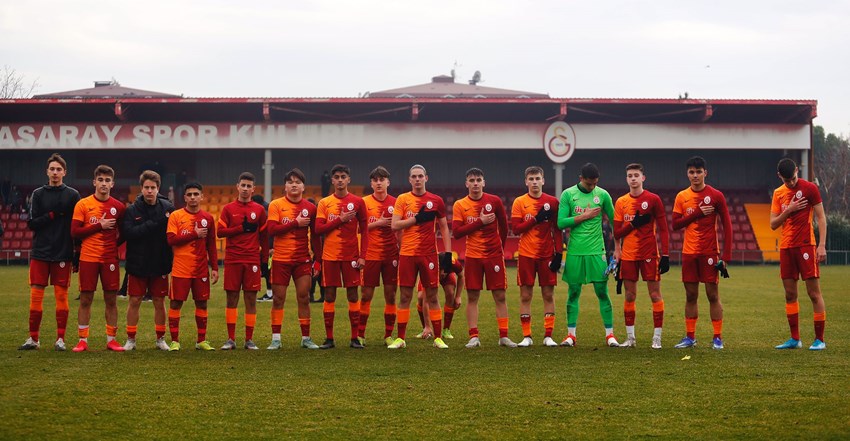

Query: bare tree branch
[[0, 65, 40, 98]]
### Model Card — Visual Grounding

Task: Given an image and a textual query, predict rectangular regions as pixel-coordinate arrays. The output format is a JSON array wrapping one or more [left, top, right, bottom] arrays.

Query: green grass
[[1, 265, 848, 440]]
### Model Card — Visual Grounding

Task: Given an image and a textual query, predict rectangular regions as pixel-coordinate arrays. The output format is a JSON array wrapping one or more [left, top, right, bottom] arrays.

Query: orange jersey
[[673, 186, 729, 256], [511, 193, 560, 259], [614, 190, 668, 260], [394, 191, 446, 257], [363, 194, 399, 260], [167, 209, 218, 278], [771, 178, 822, 249], [452, 193, 507, 259], [71, 195, 125, 263], [268, 196, 316, 263], [315, 193, 368, 261]]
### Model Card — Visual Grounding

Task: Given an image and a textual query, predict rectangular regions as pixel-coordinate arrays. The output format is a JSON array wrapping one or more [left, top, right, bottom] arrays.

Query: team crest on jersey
[[703, 196, 711, 205], [201, 219, 208, 227], [428, 262, 435, 270], [593, 196, 600, 204], [641, 201, 649, 210], [426, 201, 434, 209], [707, 258, 714, 266], [796, 190, 803, 199], [392, 260, 398, 267], [387, 206, 394, 214], [301, 209, 309, 217], [110, 207, 117, 216], [252, 265, 258, 273], [485, 203, 492, 212], [494, 265, 501, 273], [543, 202, 551, 211], [59, 262, 66, 268], [250, 212, 257, 220], [347, 202, 355, 211], [109, 264, 116, 272], [202, 277, 208, 282], [803, 252, 810, 260]]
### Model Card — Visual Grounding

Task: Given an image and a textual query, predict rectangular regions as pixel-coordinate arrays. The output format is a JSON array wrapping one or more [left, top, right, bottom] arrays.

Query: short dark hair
[[686, 156, 706, 170], [285, 168, 306, 184], [139, 170, 161, 187], [370, 166, 390, 180], [465, 167, 484, 178], [331, 164, 350, 176], [580, 163, 599, 180], [184, 182, 203, 193], [626, 163, 644, 173], [777, 158, 797, 179], [47, 153, 66, 170], [94, 165, 114, 179], [524, 166, 544, 177], [238, 172, 255, 182]]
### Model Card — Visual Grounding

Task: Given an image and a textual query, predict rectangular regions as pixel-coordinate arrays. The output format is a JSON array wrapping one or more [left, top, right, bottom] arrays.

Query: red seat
[[1, 239, 11, 249], [12, 231, 24, 239], [746, 242, 757, 250], [733, 233, 743, 241], [21, 240, 32, 250], [10, 240, 21, 249], [24, 230, 33, 239]]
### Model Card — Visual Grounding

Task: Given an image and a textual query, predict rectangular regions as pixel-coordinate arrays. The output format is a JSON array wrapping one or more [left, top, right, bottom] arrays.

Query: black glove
[[72, 251, 80, 273], [260, 261, 269, 278], [534, 207, 552, 223], [615, 262, 623, 294], [439, 252, 452, 271], [630, 212, 652, 228], [715, 260, 730, 278], [414, 206, 436, 224], [548, 252, 562, 272], [242, 215, 258, 232], [659, 255, 670, 275]]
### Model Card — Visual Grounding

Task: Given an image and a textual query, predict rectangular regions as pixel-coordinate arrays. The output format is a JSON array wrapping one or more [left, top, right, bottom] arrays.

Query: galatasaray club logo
[[708, 258, 714, 266], [796, 190, 803, 199], [59, 262, 66, 268], [301, 209, 309, 217], [543, 203, 551, 211], [250, 212, 257, 220], [704, 196, 711, 205], [201, 219, 208, 227], [392, 260, 398, 267], [803, 252, 810, 260], [494, 265, 501, 273], [110, 207, 117, 216], [387, 206, 394, 214], [543, 121, 576, 164], [202, 277, 208, 282], [426, 201, 434, 210], [347, 202, 355, 211], [428, 262, 435, 270], [485, 203, 492, 212], [641, 201, 649, 210], [593, 196, 600, 204], [252, 265, 258, 273], [351, 261, 358, 268], [109, 264, 116, 272]]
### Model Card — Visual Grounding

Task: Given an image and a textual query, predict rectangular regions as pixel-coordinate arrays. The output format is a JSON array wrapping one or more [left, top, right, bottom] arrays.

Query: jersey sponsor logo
[[109, 264, 116, 272], [282, 217, 293, 224], [703, 196, 711, 205], [803, 252, 810, 260], [426, 201, 434, 209], [624, 213, 635, 221], [89, 216, 98, 224], [180, 228, 193, 236], [641, 201, 648, 210], [485, 203, 492, 212], [301, 208, 309, 217], [110, 207, 117, 216], [543, 202, 551, 211], [707, 258, 714, 266], [201, 219, 208, 228], [328, 213, 339, 221], [250, 212, 257, 220], [346, 202, 355, 211], [368, 216, 378, 223], [524, 213, 534, 221], [686, 207, 695, 215], [466, 215, 477, 224]]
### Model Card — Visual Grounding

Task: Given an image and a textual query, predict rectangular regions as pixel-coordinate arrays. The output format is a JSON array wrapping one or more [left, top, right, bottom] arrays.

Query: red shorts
[[170, 276, 211, 301], [321, 260, 361, 288], [417, 272, 457, 292], [516, 255, 558, 287], [272, 261, 312, 286], [128, 274, 170, 297], [780, 246, 819, 280], [681, 254, 718, 284], [29, 259, 72, 287], [78, 261, 121, 292], [620, 259, 660, 282], [362, 258, 399, 287], [398, 254, 439, 289], [464, 256, 508, 291], [224, 263, 262, 292]]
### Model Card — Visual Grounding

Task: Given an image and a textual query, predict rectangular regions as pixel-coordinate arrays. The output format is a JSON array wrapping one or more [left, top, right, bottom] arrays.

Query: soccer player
[[217, 172, 269, 350], [360, 166, 399, 346], [510, 166, 562, 347], [314, 164, 369, 349], [70, 165, 126, 352], [19, 153, 80, 351], [556, 163, 620, 347], [671, 156, 732, 350], [613, 163, 670, 349], [388, 164, 452, 349], [121, 170, 174, 351], [415, 254, 463, 339], [453, 168, 514, 348], [166, 183, 218, 351], [265, 168, 323, 350], [770, 158, 828, 350]]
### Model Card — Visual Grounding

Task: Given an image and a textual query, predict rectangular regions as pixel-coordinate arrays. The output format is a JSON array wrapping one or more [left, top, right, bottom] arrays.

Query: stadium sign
[[543, 121, 576, 163]]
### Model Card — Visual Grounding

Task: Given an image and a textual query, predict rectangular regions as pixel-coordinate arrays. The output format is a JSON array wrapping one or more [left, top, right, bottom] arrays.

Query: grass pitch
[[1, 265, 848, 440]]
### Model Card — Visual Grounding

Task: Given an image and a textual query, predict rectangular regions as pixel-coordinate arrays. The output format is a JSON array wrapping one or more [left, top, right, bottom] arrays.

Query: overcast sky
[[3, 1, 848, 135]]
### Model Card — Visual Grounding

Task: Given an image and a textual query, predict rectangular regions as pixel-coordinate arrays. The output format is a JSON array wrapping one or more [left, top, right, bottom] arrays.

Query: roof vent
[[431, 75, 454, 83]]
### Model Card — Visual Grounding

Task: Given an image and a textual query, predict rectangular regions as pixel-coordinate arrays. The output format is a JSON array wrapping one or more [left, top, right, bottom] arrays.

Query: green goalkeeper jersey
[[557, 183, 614, 256]]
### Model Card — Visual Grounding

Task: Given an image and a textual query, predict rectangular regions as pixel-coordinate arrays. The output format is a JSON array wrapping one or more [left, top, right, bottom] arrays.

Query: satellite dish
[[469, 71, 482, 85]]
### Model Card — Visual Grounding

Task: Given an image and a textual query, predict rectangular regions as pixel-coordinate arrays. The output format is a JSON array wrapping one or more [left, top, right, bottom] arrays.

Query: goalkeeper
[[556, 163, 621, 347]]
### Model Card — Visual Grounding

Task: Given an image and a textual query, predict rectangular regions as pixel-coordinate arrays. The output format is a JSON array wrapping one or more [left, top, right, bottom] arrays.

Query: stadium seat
[[13, 231, 24, 239], [21, 240, 31, 250], [11, 240, 21, 249], [1, 239, 10, 249]]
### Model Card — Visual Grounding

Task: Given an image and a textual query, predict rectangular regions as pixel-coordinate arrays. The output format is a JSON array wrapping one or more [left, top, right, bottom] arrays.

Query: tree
[[813, 126, 850, 217], [0, 65, 39, 98]]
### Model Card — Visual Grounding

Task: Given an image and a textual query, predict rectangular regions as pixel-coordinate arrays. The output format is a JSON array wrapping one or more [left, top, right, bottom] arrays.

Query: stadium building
[[0, 76, 818, 263]]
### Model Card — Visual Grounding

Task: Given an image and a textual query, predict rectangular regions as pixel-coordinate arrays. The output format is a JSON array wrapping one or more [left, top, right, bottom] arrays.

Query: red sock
[[520, 314, 532, 338], [169, 308, 181, 341], [397, 308, 410, 340], [29, 286, 45, 341], [429, 307, 442, 339], [469, 327, 479, 338], [544, 313, 555, 338], [126, 325, 138, 340], [54, 285, 69, 339], [155, 324, 166, 340], [196, 309, 208, 342], [225, 307, 237, 340], [443, 305, 455, 330], [245, 313, 256, 341], [786, 302, 800, 340], [686, 317, 697, 339], [813, 311, 826, 341], [416, 302, 425, 328], [358, 300, 371, 339], [323, 301, 335, 340], [348, 301, 360, 340], [299, 318, 310, 337], [497, 317, 509, 338], [384, 304, 396, 338], [652, 300, 664, 329]]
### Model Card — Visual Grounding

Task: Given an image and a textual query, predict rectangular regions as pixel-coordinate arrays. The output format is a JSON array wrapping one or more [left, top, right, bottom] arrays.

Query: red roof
[[33, 82, 180, 99], [369, 75, 549, 99]]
